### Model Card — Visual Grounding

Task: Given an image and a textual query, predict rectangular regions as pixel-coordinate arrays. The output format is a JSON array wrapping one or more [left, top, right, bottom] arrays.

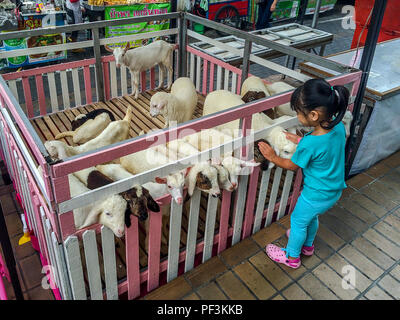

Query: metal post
[[296, 0, 309, 25], [311, 0, 322, 29], [0, 205, 24, 300], [241, 39, 252, 85], [178, 14, 187, 78], [345, 0, 388, 178], [92, 28, 105, 102]]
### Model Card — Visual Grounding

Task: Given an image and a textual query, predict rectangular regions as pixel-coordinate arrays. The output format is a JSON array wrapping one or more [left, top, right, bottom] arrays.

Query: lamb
[[68, 174, 128, 238], [149, 77, 197, 128], [96, 163, 186, 205], [240, 76, 275, 118], [265, 81, 297, 117], [112, 40, 177, 99], [45, 106, 132, 161], [54, 109, 115, 145]]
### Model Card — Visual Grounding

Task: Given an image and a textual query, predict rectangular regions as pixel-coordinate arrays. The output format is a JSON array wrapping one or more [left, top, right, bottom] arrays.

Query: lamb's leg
[[156, 64, 165, 90], [163, 54, 173, 91], [133, 72, 139, 99]]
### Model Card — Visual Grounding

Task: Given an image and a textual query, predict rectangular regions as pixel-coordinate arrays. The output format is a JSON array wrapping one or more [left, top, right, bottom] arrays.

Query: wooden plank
[[242, 167, 260, 239], [64, 236, 87, 300], [60, 70, 70, 109], [22, 76, 34, 118], [83, 230, 103, 300], [196, 56, 201, 91], [190, 52, 195, 84], [167, 200, 183, 282], [184, 188, 201, 272], [216, 65, 222, 90], [126, 216, 140, 299], [124, 95, 164, 129], [83, 66, 93, 105], [224, 69, 230, 91], [8, 80, 19, 102], [264, 167, 283, 228], [232, 174, 249, 246], [49, 113, 73, 145], [34, 117, 54, 141], [113, 237, 128, 281], [110, 60, 118, 98], [121, 66, 128, 96], [253, 168, 271, 234], [217, 190, 232, 254], [277, 170, 294, 221], [72, 68, 82, 107], [52, 232, 72, 300], [202, 59, 208, 96], [147, 210, 162, 292], [202, 194, 218, 263], [47, 72, 59, 112], [231, 73, 237, 94]]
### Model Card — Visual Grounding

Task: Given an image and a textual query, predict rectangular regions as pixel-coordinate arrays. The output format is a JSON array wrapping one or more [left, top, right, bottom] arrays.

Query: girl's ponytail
[[322, 85, 350, 130]]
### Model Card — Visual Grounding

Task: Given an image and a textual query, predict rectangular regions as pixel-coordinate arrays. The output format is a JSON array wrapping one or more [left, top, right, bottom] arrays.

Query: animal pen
[[0, 12, 362, 300]]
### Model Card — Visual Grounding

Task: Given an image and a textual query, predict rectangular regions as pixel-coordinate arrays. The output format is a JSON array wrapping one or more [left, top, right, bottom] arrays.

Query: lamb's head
[[98, 195, 127, 238], [149, 92, 170, 117], [113, 42, 130, 68], [266, 126, 297, 164], [44, 140, 75, 161], [242, 91, 267, 103], [187, 162, 220, 198], [155, 170, 186, 205], [210, 159, 234, 192], [122, 185, 160, 225], [88, 194, 128, 238], [221, 156, 260, 187]]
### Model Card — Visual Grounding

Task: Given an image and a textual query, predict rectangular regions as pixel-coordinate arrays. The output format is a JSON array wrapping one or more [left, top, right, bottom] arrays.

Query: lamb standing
[[149, 77, 197, 128], [112, 40, 177, 99]]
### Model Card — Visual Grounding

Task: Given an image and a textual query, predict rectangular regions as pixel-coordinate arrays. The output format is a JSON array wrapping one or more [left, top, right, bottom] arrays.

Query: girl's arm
[[258, 142, 299, 171]]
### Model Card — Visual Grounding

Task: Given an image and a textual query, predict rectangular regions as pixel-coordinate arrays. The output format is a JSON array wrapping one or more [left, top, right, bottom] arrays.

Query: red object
[[351, 0, 400, 48], [69, 0, 80, 3], [207, 0, 248, 21]]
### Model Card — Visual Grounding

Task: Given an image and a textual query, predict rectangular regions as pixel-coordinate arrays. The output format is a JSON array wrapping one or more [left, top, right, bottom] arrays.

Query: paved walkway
[[0, 162, 54, 300], [143, 151, 400, 300]]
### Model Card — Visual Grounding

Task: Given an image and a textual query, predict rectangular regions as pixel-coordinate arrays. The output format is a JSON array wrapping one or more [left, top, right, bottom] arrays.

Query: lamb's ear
[[142, 188, 160, 213], [155, 176, 167, 184], [124, 207, 132, 228], [124, 41, 130, 53], [184, 167, 192, 178], [87, 171, 114, 190]]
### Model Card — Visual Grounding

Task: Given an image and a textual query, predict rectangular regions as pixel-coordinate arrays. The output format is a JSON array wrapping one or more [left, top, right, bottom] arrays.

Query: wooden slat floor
[[29, 89, 294, 294]]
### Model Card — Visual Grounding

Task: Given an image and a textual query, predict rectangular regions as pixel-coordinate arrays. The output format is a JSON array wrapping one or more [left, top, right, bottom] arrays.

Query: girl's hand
[[270, 0, 277, 11], [284, 132, 301, 144], [258, 141, 277, 161]]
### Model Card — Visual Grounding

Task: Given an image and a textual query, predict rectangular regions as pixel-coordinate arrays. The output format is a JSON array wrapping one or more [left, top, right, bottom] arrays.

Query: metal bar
[[345, 0, 388, 178], [178, 15, 187, 77], [0, 204, 24, 300], [0, 13, 181, 41], [241, 39, 251, 86], [311, 0, 322, 29], [92, 28, 105, 102], [296, 0, 309, 25], [185, 17, 352, 74]]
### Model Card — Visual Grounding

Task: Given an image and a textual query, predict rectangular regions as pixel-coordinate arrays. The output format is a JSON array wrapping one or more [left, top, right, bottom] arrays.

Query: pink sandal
[[286, 229, 315, 256], [265, 244, 301, 269]]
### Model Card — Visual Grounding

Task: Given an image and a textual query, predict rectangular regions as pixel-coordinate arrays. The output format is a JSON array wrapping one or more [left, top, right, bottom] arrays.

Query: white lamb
[[54, 109, 115, 145], [45, 106, 133, 161], [265, 81, 297, 117], [112, 40, 177, 99], [68, 174, 128, 238], [149, 77, 197, 128]]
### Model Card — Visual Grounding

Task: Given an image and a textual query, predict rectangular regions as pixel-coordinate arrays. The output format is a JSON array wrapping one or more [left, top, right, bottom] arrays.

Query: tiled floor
[[143, 151, 400, 300], [0, 163, 54, 300]]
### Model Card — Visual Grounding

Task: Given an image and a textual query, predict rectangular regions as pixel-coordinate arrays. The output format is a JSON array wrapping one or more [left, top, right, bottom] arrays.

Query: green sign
[[105, 3, 171, 50], [271, 0, 300, 21], [306, 0, 338, 15]]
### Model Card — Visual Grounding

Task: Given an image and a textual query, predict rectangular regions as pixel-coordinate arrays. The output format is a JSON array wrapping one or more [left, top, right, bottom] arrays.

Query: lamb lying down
[[55, 109, 116, 145], [45, 106, 132, 161]]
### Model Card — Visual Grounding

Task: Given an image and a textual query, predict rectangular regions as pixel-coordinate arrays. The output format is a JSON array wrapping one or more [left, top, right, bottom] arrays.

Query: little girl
[[258, 78, 350, 269]]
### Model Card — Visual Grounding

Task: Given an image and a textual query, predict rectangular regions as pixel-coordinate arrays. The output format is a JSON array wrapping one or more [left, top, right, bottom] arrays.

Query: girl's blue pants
[[285, 192, 341, 258]]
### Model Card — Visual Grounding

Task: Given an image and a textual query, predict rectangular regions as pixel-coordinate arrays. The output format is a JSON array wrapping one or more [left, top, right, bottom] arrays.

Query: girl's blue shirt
[[290, 121, 347, 202]]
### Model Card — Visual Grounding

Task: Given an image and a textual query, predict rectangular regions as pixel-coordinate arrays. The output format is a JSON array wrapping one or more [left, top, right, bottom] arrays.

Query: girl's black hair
[[290, 78, 350, 130]]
